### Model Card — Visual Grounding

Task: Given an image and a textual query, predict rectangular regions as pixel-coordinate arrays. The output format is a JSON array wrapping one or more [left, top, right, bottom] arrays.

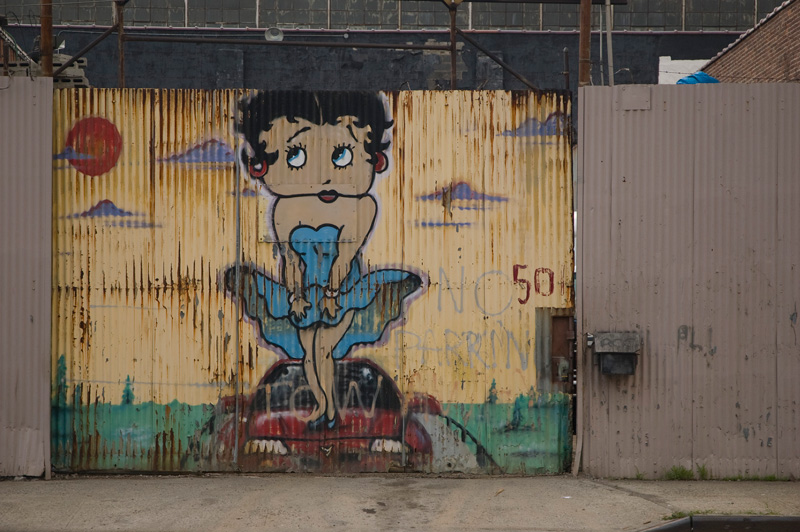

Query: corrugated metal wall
[[577, 84, 800, 479], [0, 76, 53, 477], [52, 89, 574, 474], [52, 89, 240, 471]]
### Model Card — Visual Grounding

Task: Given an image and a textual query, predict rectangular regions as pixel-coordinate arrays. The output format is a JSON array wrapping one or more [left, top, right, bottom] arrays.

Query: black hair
[[237, 91, 393, 177]]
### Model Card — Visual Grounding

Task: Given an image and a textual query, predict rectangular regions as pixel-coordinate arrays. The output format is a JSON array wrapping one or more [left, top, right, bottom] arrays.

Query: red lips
[[318, 190, 339, 203]]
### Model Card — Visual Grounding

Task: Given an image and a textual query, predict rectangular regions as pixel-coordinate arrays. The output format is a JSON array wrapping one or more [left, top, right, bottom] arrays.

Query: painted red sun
[[65, 117, 122, 176]]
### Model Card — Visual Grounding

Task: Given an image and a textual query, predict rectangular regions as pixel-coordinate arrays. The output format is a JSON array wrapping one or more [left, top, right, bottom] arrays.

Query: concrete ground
[[0, 474, 798, 532]]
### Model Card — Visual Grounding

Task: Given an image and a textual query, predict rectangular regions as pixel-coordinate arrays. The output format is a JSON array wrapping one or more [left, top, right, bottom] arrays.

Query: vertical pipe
[[3, 43, 10, 76], [578, 0, 591, 86], [255, 0, 260, 28], [539, 4, 543, 31], [682, 0, 686, 31], [41, 0, 53, 76], [185, 0, 189, 27], [599, 6, 604, 86], [563, 47, 570, 91], [233, 114, 242, 466], [605, 0, 614, 86], [115, 1, 125, 88], [449, 5, 457, 90]]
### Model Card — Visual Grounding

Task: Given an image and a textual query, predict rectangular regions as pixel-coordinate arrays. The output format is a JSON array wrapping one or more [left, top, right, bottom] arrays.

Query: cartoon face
[[247, 117, 379, 198]]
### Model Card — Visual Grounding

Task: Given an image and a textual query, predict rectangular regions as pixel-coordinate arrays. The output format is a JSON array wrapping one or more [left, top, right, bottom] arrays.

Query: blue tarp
[[677, 72, 720, 84]]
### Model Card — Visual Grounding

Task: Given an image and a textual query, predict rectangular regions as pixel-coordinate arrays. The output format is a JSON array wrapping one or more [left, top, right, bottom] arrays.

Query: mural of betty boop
[[226, 92, 422, 428]]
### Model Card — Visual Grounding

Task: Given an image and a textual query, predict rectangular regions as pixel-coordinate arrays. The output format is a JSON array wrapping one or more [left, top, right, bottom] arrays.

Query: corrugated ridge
[[0, 76, 53, 477], [775, 84, 800, 478]]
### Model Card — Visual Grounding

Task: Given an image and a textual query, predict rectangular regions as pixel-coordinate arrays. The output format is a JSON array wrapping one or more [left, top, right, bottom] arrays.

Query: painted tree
[[121, 375, 134, 405]]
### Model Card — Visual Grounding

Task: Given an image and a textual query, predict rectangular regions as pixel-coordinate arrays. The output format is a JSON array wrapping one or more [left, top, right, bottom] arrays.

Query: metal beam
[[122, 34, 451, 51], [455, 28, 539, 91], [53, 24, 118, 77]]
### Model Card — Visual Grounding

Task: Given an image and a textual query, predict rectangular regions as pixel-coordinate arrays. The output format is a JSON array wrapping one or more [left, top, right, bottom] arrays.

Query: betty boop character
[[227, 92, 421, 427]]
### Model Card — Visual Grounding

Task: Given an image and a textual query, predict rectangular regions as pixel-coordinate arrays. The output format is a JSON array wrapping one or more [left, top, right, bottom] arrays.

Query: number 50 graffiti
[[513, 264, 555, 303]]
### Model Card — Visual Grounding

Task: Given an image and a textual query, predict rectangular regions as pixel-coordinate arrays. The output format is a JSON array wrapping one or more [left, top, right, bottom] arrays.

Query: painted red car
[[213, 358, 441, 472]]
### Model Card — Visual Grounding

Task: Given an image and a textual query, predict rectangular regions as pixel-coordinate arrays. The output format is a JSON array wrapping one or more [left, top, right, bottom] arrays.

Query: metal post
[[599, 5, 604, 86], [233, 126, 242, 467], [605, 0, 614, 86], [41, 0, 53, 76], [449, 5, 457, 90], [115, 1, 125, 88], [578, 0, 592, 86], [2, 44, 9, 76]]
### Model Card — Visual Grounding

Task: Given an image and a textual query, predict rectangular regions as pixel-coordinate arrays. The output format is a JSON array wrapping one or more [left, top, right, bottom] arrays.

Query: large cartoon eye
[[286, 145, 306, 169], [331, 145, 353, 169]]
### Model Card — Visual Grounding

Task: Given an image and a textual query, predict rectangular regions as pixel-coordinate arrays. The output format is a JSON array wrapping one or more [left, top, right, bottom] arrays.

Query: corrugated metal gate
[[0, 76, 53, 478], [51, 89, 574, 474], [577, 84, 800, 479]]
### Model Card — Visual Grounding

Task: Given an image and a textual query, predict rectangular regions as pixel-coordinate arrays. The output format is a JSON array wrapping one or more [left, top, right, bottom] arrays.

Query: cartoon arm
[[273, 200, 312, 320], [282, 245, 312, 319], [321, 196, 377, 319]]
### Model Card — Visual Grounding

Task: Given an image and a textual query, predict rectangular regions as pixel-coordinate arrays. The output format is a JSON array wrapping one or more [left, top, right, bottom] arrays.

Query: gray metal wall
[[576, 84, 800, 479], [0, 76, 53, 477]]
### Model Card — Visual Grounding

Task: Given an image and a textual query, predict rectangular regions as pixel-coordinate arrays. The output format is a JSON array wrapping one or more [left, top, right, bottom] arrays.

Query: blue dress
[[226, 224, 422, 360]]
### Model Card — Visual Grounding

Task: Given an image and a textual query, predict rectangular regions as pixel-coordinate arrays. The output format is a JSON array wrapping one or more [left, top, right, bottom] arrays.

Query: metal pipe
[[115, 0, 125, 88], [598, 4, 604, 86], [578, 0, 592, 86], [41, 0, 53, 76], [53, 23, 118, 77], [122, 34, 451, 51], [563, 47, 569, 90], [455, 28, 539, 90], [449, 5, 457, 89], [605, 0, 614, 86], [233, 120, 242, 467]]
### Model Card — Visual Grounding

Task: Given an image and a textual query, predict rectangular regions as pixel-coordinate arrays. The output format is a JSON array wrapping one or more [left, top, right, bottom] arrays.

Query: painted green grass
[[442, 392, 573, 474], [53, 357, 573, 473], [52, 400, 214, 471]]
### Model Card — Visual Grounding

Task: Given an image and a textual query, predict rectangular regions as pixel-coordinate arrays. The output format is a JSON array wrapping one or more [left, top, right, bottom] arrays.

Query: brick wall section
[[704, 0, 800, 82]]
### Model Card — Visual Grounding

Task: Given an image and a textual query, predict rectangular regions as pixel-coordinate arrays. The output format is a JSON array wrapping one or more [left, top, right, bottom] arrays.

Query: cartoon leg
[[298, 326, 325, 421], [314, 310, 355, 422]]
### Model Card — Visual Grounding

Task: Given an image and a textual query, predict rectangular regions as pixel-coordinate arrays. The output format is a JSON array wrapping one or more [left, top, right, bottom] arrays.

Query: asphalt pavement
[[1, 474, 798, 532]]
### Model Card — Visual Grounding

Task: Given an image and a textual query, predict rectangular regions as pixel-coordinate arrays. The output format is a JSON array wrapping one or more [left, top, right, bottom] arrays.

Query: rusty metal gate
[[51, 89, 574, 474]]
